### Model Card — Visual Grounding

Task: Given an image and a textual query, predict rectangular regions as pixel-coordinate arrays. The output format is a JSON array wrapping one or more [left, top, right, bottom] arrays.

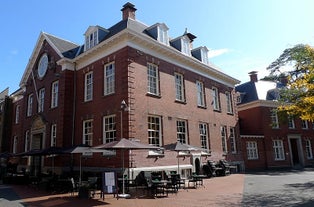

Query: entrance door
[[195, 158, 200, 175], [30, 133, 43, 176], [289, 138, 301, 167]]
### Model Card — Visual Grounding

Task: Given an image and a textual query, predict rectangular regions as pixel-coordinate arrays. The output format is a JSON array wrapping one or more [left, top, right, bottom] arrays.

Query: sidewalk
[[1, 174, 244, 207]]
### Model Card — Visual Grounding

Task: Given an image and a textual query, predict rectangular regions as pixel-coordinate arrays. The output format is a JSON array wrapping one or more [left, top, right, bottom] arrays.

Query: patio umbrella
[[163, 142, 210, 175], [64, 144, 112, 184], [94, 138, 160, 198]]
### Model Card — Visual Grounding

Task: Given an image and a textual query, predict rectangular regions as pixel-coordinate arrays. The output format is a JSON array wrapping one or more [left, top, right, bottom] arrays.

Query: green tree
[[266, 44, 314, 121]]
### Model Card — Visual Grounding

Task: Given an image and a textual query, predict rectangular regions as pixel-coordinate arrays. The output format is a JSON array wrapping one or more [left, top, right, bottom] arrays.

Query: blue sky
[[1, 0, 314, 94]]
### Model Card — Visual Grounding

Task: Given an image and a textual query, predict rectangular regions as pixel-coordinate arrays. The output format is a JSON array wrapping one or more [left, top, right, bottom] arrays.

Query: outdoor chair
[[70, 178, 78, 196], [217, 160, 231, 176], [205, 160, 222, 177]]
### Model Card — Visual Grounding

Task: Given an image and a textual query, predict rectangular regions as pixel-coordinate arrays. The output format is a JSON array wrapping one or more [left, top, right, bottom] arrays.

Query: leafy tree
[[266, 44, 314, 121]]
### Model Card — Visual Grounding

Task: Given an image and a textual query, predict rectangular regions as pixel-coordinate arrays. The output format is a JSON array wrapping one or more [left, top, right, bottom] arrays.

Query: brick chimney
[[248, 71, 258, 82], [121, 2, 137, 20]]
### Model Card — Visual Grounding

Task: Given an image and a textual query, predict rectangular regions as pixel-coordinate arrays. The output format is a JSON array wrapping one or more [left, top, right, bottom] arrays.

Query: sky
[[1, 0, 314, 94]]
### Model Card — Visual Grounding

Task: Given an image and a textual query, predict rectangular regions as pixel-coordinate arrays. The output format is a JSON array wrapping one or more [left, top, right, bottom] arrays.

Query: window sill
[[175, 100, 186, 104], [197, 105, 207, 109], [146, 93, 161, 99]]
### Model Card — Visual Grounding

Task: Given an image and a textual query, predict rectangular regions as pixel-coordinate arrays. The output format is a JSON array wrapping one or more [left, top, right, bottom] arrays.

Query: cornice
[[237, 100, 280, 111]]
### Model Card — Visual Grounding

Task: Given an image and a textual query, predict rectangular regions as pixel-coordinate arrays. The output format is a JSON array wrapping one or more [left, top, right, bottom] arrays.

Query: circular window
[[37, 54, 48, 78]]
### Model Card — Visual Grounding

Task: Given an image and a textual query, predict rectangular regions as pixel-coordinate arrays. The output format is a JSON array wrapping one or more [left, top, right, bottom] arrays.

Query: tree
[[266, 44, 314, 121]]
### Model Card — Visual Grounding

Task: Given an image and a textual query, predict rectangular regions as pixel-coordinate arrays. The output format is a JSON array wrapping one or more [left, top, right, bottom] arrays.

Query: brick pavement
[[2, 174, 244, 207]]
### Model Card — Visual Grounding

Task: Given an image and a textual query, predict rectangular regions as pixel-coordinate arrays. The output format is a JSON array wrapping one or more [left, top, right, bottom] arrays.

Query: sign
[[102, 171, 118, 196]]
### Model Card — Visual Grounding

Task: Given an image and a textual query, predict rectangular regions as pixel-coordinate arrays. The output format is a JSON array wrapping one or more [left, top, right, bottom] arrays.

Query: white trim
[[241, 135, 264, 139], [238, 100, 280, 111]]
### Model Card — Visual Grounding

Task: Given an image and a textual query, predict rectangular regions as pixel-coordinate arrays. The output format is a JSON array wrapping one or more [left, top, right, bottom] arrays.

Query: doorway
[[195, 158, 200, 175], [289, 137, 303, 168], [30, 133, 43, 176]]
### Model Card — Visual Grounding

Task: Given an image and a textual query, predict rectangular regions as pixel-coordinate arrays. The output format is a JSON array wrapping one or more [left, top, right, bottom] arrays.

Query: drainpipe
[[70, 62, 77, 172]]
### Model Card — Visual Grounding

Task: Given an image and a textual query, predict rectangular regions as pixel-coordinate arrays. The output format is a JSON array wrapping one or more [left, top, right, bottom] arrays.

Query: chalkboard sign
[[102, 171, 118, 197]]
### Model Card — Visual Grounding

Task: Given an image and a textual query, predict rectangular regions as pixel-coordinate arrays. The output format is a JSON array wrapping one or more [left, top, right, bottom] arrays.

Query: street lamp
[[119, 100, 130, 198]]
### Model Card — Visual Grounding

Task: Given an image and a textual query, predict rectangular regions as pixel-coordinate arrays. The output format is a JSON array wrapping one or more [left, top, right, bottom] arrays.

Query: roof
[[236, 80, 283, 104]]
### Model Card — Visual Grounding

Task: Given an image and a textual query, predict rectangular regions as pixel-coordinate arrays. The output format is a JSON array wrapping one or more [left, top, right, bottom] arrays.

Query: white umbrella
[[94, 138, 160, 198], [65, 145, 112, 184]]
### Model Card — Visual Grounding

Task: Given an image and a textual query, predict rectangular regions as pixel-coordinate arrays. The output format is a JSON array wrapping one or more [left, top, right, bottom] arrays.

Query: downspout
[[71, 62, 77, 146]]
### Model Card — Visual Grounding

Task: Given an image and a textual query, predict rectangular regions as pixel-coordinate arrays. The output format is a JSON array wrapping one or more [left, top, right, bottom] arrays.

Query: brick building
[[10, 3, 242, 178], [236, 72, 314, 170]]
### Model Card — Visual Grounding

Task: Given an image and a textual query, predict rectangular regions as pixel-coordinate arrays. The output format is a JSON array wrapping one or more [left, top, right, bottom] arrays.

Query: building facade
[[236, 72, 314, 170], [10, 3, 242, 178]]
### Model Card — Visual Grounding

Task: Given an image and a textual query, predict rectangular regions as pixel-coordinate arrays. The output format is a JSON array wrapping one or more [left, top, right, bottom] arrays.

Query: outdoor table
[[151, 180, 170, 197], [192, 175, 206, 187]]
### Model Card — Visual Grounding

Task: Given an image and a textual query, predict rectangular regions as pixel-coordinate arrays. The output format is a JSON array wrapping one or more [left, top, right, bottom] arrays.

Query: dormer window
[[192, 46, 209, 65], [85, 30, 98, 51], [200, 47, 209, 65], [157, 24, 169, 45], [181, 36, 191, 56]]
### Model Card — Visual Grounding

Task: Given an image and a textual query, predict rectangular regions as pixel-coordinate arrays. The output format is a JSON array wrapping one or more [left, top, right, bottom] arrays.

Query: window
[[226, 91, 233, 114], [84, 72, 93, 101], [177, 120, 187, 144], [148, 115, 162, 146], [212, 87, 220, 111], [103, 115, 116, 143], [273, 140, 285, 160], [201, 47, 209, 65], [199, 123, 208, 149], [230, 127, 237, 153], [175, 73, 185, 102], [83, 120, 93, 146], [288, 116, 295, 129], [104, 62, 115, 95], [27, 94, 33, 117], [13, 136, 18, 154], [38, 88, 45, 112], [24, 131, 30, 152], [85, 30, 98, 50], [51, 81, 58, 108], [51, 124, 57, 147], [305, 139, 313, 159], [271, 110, 279, 128], [247, 141, 258, 160], [181, 37, 191, 56], [221, 125, 227, 153], [196, 81, 205, 107], [158, 25, 169, 45], [147, 63, 159, 95], [15, 105, 20, 124], [302, 120, 309, 129]]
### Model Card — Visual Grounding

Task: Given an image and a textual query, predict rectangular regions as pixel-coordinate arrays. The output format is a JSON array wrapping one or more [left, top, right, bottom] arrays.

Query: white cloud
[[208, 48, 230, 58]]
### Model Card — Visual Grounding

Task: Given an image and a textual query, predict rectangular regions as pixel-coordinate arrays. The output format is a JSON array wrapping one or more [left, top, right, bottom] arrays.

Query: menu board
[[102, 171, 117, 195]]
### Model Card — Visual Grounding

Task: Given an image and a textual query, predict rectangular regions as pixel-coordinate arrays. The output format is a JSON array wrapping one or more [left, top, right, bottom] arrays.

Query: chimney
[[248, 71, 258, 82], [121, 2, 137, 20]]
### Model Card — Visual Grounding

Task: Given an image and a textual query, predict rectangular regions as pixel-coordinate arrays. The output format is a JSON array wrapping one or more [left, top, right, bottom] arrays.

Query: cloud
[[208, 48, 230, 58]]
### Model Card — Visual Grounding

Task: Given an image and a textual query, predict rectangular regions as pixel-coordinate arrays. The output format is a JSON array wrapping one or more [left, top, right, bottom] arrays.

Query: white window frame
[[157, 25, 169, 45], [302, 120, 309, 129], [104, 62, 115, 95], [212, 87, 220, 111], [247, 141, 258, 160], [38, 88, 45, 112], [288, 116, 295, 129], [85, 30, 98, 51], [24, 130, 30, 152], [147, 63, 159, 95], [230, 127, 237, 153], [51, 81, 58, 108], [177, 120, 187, 144], [273, 140, 285, 160], [51, 124, 57, 147], [84, 71, 93, 102], [27, 94, 33, 117], [103, 115, 116, 144], [15, 105, 20, 124], [201, 47, 209, 65], [271, 110, 279, 129], [221, 125, 227, 153], [181, 36, 191, 56], [196, 81, 205, 107], [199, 123, 208, 149], [175, 73, 185, 102], [148, 115, 162, 147], [226, 91, 233, 114], [83, 119, 93, 146], [305, 139, 313, 159]]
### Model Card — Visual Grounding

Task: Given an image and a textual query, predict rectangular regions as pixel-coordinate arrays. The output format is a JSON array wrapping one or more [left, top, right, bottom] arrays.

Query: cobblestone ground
[[1, 174, 244, 207]]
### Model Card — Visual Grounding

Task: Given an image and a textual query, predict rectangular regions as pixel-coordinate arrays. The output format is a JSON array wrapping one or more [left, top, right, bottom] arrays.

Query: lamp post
[[119, 100, 130, 198]]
